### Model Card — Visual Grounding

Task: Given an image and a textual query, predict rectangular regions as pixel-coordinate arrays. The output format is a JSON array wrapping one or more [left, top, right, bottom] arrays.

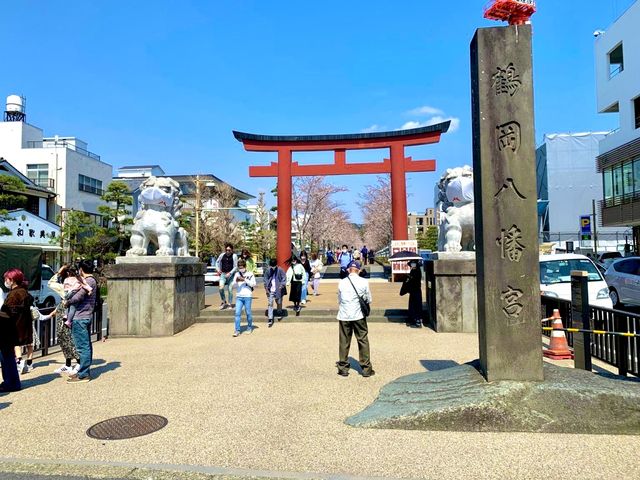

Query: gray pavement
[[1, 322, 640, 479]]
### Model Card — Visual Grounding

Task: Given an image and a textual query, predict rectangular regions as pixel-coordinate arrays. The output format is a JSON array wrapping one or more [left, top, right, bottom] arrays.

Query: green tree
[[58, 210, 98, 261], [417, 226, 439, 251], [0, 174, 27, 236], [97, 181, 134, 256]]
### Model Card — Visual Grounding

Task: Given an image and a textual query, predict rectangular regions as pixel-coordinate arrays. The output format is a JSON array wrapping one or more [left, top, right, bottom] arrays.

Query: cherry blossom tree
[[359, 175, 392, 251]]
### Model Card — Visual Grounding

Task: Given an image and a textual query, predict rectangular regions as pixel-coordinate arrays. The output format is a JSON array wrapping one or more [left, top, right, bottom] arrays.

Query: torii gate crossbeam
[[234, 121, 450, 267]]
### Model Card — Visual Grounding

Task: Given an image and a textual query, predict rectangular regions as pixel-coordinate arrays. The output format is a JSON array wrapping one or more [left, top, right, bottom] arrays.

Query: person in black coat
[[400, 260, 423, 328]]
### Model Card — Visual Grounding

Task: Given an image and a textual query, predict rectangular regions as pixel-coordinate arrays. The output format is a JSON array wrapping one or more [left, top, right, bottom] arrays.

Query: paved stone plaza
[[1, 316, 639, 479]]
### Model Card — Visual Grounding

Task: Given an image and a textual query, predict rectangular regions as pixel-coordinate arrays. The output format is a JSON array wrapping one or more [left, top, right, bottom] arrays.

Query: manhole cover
[[87, 414, 168, 440]]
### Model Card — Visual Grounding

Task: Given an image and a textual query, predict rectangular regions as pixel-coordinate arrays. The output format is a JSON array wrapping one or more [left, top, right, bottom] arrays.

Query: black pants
[[337, 319, 373, 375]]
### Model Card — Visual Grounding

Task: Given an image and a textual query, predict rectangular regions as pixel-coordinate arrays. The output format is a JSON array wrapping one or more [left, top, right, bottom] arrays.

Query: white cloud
[[400, 116, 460, 133], [360, 124, 383, 133], [408, 105, 444, 116]]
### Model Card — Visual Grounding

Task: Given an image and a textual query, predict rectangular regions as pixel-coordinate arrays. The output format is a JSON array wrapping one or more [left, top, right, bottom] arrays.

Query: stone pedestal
[[106, 256, 205, 337], [429, 252, 477, 333]]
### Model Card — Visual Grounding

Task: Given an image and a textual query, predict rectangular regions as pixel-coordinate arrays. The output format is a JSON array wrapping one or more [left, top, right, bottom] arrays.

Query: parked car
[[204, 266, 220, 285], [604, 257, 640, 308], [597, 251, 623, 270], [254, 262, 268, 276], [540, 254, 612, 308], [33, 264, 62, 309]]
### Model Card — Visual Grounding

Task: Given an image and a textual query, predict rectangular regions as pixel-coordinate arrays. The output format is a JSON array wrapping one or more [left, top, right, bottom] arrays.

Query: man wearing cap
[[336, 260, 374, 377]]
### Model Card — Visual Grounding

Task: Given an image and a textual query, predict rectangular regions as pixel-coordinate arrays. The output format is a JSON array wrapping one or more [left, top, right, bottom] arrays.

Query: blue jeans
[[235, 296, 253, 332], [219, 272, 233, 305], [72, 318, 92, 379], [301, 272, 309, 301], [0, 346, 21, 391]]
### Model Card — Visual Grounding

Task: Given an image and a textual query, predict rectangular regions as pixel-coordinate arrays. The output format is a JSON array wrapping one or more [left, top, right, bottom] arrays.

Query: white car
[[204, 266, 220, 285], [32, 264, 62, 309], [604, 257, 640, 308], [540, 254, 613, 309]]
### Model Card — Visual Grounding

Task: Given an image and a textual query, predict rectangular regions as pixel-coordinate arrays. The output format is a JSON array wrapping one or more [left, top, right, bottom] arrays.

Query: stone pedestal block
[[430, 253, 477, 333], [106, 257, 205, 337]]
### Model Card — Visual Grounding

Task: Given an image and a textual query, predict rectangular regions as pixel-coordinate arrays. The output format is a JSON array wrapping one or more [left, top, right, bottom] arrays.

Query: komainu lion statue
[[126, 176, 190, 257], [435, 166, 475, 253]]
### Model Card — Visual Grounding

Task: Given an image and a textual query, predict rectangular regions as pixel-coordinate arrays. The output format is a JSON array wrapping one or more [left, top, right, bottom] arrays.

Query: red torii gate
[[233, 121, 450, 267]]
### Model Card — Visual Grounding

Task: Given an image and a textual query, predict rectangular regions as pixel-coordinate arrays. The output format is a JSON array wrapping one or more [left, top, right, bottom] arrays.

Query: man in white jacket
[[336, 261, 374, 377], [232, 259, 257, 337]]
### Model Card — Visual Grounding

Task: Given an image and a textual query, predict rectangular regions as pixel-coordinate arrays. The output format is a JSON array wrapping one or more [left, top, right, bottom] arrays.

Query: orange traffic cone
[[543, 309, 573, 360]]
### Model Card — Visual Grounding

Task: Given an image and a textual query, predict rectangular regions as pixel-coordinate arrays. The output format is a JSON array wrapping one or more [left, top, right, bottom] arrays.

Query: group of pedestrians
[[0, 260, 98, 393]]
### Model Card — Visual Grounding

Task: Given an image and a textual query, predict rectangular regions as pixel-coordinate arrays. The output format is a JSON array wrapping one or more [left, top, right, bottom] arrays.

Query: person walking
[[361, 246, 369, 266], [299, 251, 312, 305], [240, 249, 256, 274], [66, 260, 98, 383], [263, 258, 286, 327], [400, 260, 423, 328], [286, 256, 305, 316], [216, 243, 238, 310], [337, 245, 352, 279], [0, 269, 33, 392], [336, 261, 374, 377], [4, 270, 35, 377], [309, 252, 323, 296], [368, 249, 375, 265], [232, 259, 256, 337]]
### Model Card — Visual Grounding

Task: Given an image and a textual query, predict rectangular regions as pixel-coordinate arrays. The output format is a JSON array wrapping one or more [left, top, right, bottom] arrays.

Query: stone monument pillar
[[471, 25, 543, 382]]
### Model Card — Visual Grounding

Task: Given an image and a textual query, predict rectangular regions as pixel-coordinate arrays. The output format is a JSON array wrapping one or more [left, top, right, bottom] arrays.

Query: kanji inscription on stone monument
[[471, 24, 543, 382]]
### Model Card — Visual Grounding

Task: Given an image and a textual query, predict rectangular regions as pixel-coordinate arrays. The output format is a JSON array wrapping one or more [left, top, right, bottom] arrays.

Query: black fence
[[541, 295, 640, 377], [33, 299, 105, 358]]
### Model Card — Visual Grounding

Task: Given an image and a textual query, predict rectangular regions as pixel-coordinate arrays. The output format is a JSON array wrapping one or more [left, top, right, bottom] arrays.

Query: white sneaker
[[233, 331, 239, 337], [54, 365, 72, 374], [17, 361, 27, 374], [301, 300, 306, 305], [246, 327, 253, 334], [72, 364, 81, 374], [25, 364, 33, 373]]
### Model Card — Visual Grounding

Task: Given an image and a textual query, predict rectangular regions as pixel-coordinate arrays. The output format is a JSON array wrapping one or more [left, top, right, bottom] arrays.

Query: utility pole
[[195, 175, 201, 259], [592, 199, 599, 256]]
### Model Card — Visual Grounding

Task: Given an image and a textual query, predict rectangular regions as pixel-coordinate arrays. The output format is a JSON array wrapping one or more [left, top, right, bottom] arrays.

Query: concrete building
[[0, 95, 113, 224], [594, 1, 640, 253], [407, 209, 439, 240], [536, 132, 629, 252]]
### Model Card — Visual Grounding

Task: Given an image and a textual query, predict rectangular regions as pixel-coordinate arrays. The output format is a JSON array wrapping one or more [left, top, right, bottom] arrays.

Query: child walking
[[232, 259, 256, 337]]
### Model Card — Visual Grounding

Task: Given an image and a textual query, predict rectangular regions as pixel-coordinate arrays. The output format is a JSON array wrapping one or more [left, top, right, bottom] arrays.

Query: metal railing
[[26, 140, 101, 161], [541, 295, 640, 376], [34, 299, 105, 358], [29, 177, 55, 189]]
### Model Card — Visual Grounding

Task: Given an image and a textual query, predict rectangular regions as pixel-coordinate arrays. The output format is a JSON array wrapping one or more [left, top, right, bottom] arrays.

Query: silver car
[[604, 257, 640, 307]]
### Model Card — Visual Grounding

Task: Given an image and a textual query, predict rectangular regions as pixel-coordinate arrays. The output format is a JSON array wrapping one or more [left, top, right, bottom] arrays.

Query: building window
[[78, 174, 104, 195], [623, 162, 634, 196], [609, 43, 624, 78], [26, 164, 50, 188], [603, 168, 613, 200], [634, 96, 640, 130], [634, 158, 640, 194]]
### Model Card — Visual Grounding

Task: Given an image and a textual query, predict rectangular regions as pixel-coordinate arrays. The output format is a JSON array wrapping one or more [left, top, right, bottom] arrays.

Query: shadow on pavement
[[0, 402, 11, 410], [90, 361, 121, 379], [20, 373, 59, 389], [348, 357, 363, 374], [420, 359, 460, 371]]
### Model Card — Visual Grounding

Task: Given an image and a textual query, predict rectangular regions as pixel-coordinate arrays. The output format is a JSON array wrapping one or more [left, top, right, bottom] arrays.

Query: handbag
[[347, 276, 371, 318]]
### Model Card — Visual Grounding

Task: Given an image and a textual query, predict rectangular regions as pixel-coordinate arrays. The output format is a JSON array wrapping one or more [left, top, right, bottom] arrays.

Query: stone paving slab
[[1, 323, 640, 480]]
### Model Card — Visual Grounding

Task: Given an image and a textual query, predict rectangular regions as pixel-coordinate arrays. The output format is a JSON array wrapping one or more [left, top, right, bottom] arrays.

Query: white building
[[0, 96, 113, 223], [594, 1, 640, 253]]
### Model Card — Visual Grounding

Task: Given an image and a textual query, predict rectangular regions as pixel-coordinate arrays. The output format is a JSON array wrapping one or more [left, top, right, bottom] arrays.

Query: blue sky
[[1, 0, 635, 223]]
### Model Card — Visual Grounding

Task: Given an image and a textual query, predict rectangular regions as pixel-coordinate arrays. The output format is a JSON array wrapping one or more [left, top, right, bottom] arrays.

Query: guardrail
[[541, 295, 640, 377], [34, 299, 105, 358]]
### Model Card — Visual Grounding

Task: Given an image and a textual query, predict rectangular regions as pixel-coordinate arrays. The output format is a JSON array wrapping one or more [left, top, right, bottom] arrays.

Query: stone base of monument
[[106, 256, 205, 337], [427, 252, 477, 333], [346, 362, 640, 434]]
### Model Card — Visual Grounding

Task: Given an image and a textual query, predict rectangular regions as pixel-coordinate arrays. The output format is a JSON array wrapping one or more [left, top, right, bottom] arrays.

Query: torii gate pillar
[[234, 122, 450, 267]]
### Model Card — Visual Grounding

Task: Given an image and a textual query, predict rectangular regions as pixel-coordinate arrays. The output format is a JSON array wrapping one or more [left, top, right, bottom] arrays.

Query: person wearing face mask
[[309, 252, 323, 296], [299, 251, 312, 305], [232, 259, 257, 337], [240, 249, 256, 274], [286, 256, 305, 316], [400, 260, 424, 328], [263, 258, 286, 327], [0, 269, 34, 392], [338, 244, 352, 279]]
